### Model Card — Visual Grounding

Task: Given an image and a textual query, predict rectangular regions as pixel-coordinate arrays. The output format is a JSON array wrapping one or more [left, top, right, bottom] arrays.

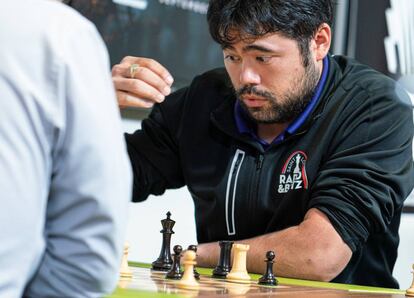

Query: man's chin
[[241, 103, 289, 123], [246, 111, 285, 124], [253, 118, 286, 124]]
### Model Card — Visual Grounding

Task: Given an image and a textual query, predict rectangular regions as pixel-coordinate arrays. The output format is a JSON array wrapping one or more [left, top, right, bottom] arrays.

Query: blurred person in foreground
[[0, 0, 132, 297]]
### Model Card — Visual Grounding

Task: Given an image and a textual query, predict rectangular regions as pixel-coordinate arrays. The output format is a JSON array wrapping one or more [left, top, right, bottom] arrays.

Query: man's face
[[223, 32, 321, 124]]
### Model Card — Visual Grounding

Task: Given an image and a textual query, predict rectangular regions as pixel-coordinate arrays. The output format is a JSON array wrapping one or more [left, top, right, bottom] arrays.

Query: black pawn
[[258, 251, 278, 286], [166, 245, 183, 279], [152, 212, 175, 271], [187, 245, 200, 279], [212, 240, 233, 278]]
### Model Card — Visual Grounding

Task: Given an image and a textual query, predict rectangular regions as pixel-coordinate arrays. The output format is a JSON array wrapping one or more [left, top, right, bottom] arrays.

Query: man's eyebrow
[[242, 44, 274, 53], [222, 44, 278, 53]]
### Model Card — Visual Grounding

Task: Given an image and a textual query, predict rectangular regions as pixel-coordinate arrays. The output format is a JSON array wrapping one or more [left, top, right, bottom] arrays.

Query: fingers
[[112, 56, 174, 109], [112, 64, 171, 98], [117, 90, 155, 109], [119, 56, 173, 84], [113, 76, 167, 104]]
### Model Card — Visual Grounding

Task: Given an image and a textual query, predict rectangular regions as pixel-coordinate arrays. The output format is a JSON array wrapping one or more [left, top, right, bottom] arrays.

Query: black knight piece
[[152, 212, 175, 271], [212, 240, 233, 278], [258, 251, 278, 286], [166, 245, 183, 279], [187, 244, 200, 279]]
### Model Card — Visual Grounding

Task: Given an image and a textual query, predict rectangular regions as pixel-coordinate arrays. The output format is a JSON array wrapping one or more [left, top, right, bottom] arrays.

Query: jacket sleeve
[[309, 84, 414, 252], [126, 86, 189, 202]]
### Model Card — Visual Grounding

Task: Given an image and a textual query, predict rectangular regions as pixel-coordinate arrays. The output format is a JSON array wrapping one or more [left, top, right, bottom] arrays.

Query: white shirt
[[0, 1, 132, 297]]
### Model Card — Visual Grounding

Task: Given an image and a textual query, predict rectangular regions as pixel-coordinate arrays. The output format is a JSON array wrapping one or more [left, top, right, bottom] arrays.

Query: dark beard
[[236, 61, 320, 124]]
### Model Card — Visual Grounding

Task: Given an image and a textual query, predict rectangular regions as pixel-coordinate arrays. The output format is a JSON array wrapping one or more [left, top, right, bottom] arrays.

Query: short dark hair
[[207, 0, 333, 64]]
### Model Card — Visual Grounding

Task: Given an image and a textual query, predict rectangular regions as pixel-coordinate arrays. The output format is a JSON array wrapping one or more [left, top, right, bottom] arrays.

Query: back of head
[[207, 0, 333, 56]]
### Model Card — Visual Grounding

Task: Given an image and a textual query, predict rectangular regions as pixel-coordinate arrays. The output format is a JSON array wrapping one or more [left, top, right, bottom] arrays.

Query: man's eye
[[256, 56, 272, 63], [224, 55, 240, 62]]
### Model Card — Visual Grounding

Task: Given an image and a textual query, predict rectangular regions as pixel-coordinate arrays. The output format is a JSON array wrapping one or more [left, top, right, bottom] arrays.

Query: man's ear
[[311, 23, 331, 61]]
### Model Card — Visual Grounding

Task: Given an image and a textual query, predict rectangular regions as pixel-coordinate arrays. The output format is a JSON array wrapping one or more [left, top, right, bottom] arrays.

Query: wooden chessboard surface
[[110, 263, 407, 297]]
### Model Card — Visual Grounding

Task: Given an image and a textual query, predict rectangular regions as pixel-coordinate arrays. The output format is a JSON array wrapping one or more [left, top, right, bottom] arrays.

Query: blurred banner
[[384, 0, 414, 97]]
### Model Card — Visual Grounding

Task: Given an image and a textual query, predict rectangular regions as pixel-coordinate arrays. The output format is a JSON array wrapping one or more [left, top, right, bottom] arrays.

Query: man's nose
[[239, 65, 261, 86]]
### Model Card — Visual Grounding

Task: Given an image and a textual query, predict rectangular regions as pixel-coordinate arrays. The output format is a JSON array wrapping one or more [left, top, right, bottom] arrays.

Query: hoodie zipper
[[225, 149, 245, 236]]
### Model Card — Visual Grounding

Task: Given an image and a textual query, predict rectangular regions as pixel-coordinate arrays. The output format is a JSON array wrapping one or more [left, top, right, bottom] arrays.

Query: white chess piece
[[177, 250, 199, 290], [120, 242, 133, 278], [227, 243, 251, 283], [293, 154, 301, 174], [406, 264, 414, 297]]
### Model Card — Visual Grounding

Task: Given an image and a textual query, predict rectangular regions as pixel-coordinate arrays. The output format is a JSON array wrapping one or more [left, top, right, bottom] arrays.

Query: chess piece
[[258, 251, 278, 286], [226, 243, 251, 283], [212, 240, 234, 278], [152, 212, 175, 271], [406, 264, 414, 297], [177, 250, 199, 290], [117, 278, 132, 289], [187, 244, 200, 279], [166, 245, 183, 280], [293, 154, 301, 173], [119, 241, 133, 278]]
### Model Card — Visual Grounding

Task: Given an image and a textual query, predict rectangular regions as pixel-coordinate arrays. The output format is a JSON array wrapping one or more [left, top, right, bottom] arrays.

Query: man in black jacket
[[111, 0, 414, 288]]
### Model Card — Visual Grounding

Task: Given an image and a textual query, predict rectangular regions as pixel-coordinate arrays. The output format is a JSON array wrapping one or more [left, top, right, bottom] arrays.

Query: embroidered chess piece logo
[[278, 151, 308, 193]]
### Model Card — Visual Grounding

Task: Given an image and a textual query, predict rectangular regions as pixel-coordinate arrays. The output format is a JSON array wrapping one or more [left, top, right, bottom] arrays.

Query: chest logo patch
[[278, 151, 308, 193]]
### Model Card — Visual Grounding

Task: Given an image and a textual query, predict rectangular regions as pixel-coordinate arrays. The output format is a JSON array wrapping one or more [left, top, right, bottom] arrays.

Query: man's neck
[[257, 122, 290, 144]]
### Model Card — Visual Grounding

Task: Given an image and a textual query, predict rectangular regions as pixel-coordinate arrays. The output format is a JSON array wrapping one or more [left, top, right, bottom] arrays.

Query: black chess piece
[[152, 212, 175, 271], [187, 244, 200, 279], [212, 240, 234, 278], [166, 245, 183, 279], [258, 251, 278, 286]]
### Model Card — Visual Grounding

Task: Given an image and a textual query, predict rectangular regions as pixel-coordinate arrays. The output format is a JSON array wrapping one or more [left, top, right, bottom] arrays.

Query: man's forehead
[[222, 31, 295, 51]]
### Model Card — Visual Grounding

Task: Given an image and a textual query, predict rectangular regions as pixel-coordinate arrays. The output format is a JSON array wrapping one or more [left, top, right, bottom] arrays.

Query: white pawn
[[177, 250, 199, 290], [226, 243, 251, 283], [120, 242, 133, 278], [406, 264, 414, 297]]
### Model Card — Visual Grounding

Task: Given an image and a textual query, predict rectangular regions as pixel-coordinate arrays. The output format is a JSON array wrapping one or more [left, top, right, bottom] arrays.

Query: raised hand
[[112, 56, 174, 109]]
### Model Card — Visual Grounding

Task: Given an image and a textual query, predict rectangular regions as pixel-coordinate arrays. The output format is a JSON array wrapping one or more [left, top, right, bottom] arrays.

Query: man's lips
[[242, 96, 268, 108]]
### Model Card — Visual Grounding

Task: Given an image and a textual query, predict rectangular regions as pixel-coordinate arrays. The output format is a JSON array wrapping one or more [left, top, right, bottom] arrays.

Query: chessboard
[[116, 265, 330, 297], [111, 264, 407, 297]]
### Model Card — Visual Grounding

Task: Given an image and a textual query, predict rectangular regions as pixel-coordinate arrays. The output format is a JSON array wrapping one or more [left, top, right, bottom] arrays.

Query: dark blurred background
[[66, 0, 394, 88], [67, 0, 222, 89]]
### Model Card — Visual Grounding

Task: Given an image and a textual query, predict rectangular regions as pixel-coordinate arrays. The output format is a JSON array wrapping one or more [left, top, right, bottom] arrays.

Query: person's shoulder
[[3, 0, 92, 29], [333, 55, 396, 94], [43, 0, 97, 39], [1, 0, 97, 50], [332, 55, 411, 107]]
